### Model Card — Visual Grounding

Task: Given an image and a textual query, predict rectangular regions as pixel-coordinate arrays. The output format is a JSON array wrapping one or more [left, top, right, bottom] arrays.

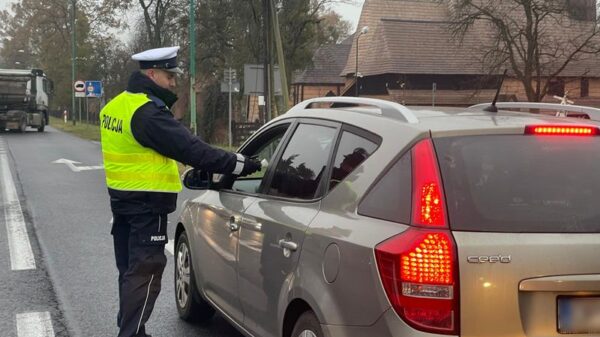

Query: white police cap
[[132, 46, 183, 74]]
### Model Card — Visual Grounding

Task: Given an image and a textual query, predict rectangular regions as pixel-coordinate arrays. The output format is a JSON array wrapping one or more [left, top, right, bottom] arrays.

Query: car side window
[[230, 124, 288, 194], [266, 123, 336, 200], [358, 152, 412, 224], [329, 131, 378, 190]]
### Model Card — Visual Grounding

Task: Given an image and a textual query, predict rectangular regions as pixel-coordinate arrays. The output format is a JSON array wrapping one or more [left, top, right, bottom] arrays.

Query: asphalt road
[[0, 125, 244, 337]]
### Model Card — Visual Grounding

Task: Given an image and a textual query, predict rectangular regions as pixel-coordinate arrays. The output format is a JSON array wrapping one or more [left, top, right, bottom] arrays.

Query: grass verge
[[49, 116, 101, 141]]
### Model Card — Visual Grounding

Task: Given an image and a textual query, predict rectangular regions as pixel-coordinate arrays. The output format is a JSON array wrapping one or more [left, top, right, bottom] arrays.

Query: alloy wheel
[[176, 242, 191, 309], [297, 330, 317, 337]]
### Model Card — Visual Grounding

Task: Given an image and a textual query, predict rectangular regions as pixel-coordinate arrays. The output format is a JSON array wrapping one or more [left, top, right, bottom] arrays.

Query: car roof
[[275, 99, 600, 138]]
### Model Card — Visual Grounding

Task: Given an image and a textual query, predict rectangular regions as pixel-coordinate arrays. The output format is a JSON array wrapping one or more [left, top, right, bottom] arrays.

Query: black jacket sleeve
[[130, 102, 237, 173]]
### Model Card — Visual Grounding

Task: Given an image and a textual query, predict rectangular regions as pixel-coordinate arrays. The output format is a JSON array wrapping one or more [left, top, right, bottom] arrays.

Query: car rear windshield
[[435, 135, 600, 233]]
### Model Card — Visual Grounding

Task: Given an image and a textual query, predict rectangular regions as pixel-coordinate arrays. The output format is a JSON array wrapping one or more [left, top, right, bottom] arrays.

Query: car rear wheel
[[291, 311, 323, 337], [175, 231, 215, 322]]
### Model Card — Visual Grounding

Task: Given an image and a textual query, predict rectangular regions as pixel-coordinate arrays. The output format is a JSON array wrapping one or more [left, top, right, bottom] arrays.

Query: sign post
[[222, 69, 239, 148], [74, 80, 85, 124]]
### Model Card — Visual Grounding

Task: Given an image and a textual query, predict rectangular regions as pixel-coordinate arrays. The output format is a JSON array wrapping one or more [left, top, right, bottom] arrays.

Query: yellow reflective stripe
[[105, 170, 181, 185], [103, 152, 169, 164]]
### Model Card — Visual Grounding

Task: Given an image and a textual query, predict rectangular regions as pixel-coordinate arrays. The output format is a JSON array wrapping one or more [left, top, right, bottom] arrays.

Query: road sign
[[85, 81, 102, 98], [74, 80, 85, 92], [243, 64, 282, 96], [224, 69, 237, 82], [74, 80, 85, 97], [221, 81, 240, 93]]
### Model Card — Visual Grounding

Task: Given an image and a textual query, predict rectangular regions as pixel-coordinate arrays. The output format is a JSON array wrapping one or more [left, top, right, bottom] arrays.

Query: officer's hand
[[239, 156, 261, 177]]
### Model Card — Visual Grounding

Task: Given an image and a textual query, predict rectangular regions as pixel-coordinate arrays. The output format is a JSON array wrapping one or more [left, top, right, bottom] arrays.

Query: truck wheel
[[38, 116, 46, 132], [18, 118, 26, 133]]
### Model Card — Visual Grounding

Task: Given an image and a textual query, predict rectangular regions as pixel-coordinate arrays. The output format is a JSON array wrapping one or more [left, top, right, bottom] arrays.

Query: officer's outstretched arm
[[131, 104, 260, 176]]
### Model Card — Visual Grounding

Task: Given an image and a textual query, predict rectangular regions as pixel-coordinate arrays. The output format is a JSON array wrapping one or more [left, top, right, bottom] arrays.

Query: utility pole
[[269, 0, 289, 115], [355, 26, 369, 97], [263, 0, 271, 122], [228, 67, 233, 148], [222, 68, 238, 148], [189, 0, 197, 135], [71, 0, 77, 126]]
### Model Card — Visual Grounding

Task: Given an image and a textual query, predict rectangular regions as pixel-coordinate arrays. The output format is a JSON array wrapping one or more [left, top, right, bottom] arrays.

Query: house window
[[567, 0, 596, 21], [548, 79, 565, 97], [581, 78, 589, 98]]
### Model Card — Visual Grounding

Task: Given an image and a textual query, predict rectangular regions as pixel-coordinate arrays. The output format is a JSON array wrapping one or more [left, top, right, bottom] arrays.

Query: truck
[[0, 68, 53, 132]]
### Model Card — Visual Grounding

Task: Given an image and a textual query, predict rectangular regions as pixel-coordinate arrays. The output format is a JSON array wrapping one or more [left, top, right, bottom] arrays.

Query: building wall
[[502, 77, 597, 103], [247, 95, 262, 123], [588, 78, 600, 97], [292, 84, 342, 104]]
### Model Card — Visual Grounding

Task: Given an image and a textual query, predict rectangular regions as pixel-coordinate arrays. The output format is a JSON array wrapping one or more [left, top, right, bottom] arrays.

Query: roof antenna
[[484, 69, 508, 112]]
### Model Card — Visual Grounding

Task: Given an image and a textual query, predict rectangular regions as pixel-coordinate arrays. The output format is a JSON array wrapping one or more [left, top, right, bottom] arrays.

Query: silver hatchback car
[[174, 97, 600, 337]]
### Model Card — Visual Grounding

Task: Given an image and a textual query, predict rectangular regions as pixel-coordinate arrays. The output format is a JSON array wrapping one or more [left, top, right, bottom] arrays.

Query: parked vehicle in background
[[0, 68, 52, 132], [175, 97, 600, 337]]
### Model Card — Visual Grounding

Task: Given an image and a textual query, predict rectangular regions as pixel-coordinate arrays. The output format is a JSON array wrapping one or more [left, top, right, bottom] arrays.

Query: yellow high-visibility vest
[[99, 91, 182, 193]]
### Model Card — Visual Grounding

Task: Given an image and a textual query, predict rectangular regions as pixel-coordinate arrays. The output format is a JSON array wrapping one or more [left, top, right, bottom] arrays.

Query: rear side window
[[359, 152, 412, 224], [267, 123, 336, 199], [329, 131, 378, 190], [435, 135, 600, 233]]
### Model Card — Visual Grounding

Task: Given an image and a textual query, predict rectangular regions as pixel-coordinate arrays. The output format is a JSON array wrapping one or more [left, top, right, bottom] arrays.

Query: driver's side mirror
[[182, 168, 218, 190]]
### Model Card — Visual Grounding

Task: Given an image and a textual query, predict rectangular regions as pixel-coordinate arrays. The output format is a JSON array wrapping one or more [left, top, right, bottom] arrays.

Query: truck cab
[[0, 68, 53, 132]]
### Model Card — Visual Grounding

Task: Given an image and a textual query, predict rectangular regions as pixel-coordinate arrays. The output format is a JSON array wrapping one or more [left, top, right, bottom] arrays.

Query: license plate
[[6, 122, 18, 129], [558, 297, 600, 334]]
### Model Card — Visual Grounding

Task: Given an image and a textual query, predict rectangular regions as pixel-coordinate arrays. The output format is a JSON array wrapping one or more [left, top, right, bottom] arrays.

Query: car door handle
[[278, 239, 298, 252], [228, 216, 240, 232]]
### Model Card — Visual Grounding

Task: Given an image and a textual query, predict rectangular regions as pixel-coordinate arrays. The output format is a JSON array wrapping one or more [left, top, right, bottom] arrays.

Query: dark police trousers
[[112, 213, 168, 337]]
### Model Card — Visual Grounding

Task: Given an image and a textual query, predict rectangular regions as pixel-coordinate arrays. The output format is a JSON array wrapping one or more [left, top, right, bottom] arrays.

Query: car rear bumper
[[322, 308, 457, 337]]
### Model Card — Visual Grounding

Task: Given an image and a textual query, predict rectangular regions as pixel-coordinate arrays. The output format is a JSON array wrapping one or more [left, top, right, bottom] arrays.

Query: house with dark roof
[[291, 36, 353, 105], [320, 0, 600, 106]]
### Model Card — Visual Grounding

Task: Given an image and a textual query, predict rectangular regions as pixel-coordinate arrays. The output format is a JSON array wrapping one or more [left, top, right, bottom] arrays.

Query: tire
[[18, 118, 26, 133], [291, 311, 323, 337], [38, 115, 46, 132], [175, 231, 215, 322]]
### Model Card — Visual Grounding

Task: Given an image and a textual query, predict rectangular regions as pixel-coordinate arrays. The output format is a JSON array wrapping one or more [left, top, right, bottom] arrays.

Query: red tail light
[[375, 138, 459, 335], [411, 139, 447, 227], [525, 125, 599, 136]]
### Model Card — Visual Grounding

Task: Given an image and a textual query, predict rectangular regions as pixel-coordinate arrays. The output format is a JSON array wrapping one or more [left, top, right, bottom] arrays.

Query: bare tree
[[448, 0, 600, 101], [137, 0, 178, 47], [103, 0, 185, 48]]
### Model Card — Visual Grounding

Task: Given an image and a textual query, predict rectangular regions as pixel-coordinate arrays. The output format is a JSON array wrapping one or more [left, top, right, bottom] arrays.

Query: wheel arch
[[175, 222, 186, 245], [282, 298, 315, 337]]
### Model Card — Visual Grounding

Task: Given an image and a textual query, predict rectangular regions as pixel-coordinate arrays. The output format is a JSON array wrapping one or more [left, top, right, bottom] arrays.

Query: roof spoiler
[[469, 102, 600, 122], [288, 97, 419, 124]]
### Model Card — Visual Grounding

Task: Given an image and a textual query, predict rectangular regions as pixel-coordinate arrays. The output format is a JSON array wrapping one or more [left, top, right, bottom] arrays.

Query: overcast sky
[[0, 0, 364, 30]]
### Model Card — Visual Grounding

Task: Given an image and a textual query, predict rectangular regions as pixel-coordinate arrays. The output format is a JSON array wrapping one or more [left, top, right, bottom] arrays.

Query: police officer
[[99, 46, 261, 337]]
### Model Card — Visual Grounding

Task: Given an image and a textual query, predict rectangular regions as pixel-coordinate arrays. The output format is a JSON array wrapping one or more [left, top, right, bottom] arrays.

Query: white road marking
[[1, 148, 36, 271], [16, 312, 55, 337], [165, 239, 174, 255], [51, 158, 103, 172]]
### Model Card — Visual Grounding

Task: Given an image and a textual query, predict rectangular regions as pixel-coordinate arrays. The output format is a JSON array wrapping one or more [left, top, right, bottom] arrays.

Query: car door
[[237, 120, 340, 337], [196, 120, 294, 325], [190, 187, 254, 323]]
